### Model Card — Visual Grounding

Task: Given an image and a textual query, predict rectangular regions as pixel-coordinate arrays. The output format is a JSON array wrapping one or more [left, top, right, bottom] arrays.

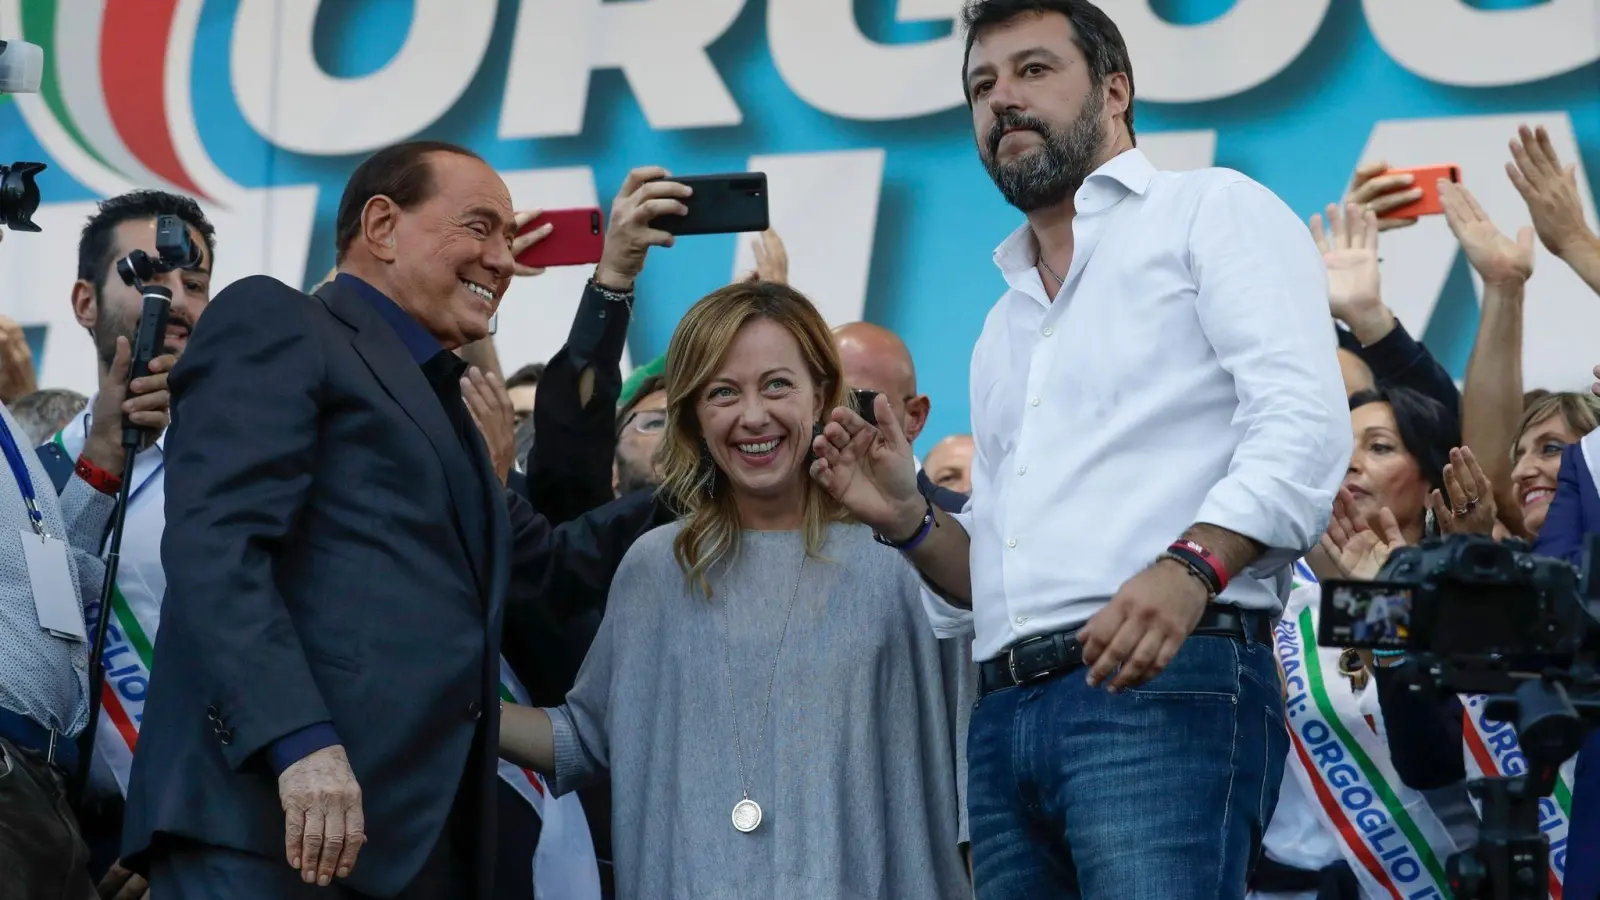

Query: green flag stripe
[[21, 0, 118, 172], [1298, 608, 1452, 889], [53, 432, 157, 670]]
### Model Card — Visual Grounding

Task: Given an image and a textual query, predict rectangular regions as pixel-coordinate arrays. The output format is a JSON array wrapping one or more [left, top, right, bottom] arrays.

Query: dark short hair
[[1349, 386, 1460, 495], [333, 140, 485, 263], [77, 191, 216, 297], [506, 362, 546, 390], [616, 374, 667, 434], [960, 0, 1136, 139]]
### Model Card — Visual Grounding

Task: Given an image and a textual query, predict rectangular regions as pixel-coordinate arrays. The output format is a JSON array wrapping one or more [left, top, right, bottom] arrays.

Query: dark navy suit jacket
[[1527, 441, 1599, 899]]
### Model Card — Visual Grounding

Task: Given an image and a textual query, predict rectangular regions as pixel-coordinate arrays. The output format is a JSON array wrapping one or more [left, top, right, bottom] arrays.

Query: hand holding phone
[[594, 166, 694, 291], [649, 173, 769, 237], [1373, 164, 1461, 221], [514, 207, 605, 271]]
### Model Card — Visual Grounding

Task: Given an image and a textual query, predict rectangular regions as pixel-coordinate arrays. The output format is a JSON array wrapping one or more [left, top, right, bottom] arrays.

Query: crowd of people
[[1, 0, 1598, 898]]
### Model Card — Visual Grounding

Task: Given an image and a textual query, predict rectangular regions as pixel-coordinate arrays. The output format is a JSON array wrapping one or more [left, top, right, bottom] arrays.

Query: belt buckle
[[1007, 634, 1053, 685]]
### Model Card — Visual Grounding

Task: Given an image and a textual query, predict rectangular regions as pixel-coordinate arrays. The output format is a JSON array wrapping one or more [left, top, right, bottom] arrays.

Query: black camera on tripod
[[1319, 534, 1600, 900], [0, 38, 48, 231]]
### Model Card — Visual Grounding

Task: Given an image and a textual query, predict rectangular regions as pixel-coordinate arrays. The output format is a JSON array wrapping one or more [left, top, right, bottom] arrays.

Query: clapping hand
[[1345, 160, 1424, 232], [1428, 446, 1498, 535], [1508, 124, 1596, 258], [1319, 487, 1408, 581], [462, 366, 516, 485], [808, 392, 924, 538], [1439, 181, 1534, 286]]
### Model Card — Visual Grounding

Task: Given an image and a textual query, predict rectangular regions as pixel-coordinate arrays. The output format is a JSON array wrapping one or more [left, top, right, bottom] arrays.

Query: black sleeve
[[1374, 664, 1466, 789], [1338, 322, 1460, 416], [500, 486, 672, 691], [159, 277, 333, 769], [522, 282, 634, 523]]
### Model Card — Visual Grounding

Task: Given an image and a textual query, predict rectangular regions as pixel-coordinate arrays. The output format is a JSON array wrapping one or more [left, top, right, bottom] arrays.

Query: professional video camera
[[0, 38, 48, 232], [1320, 534, 1600, 900]]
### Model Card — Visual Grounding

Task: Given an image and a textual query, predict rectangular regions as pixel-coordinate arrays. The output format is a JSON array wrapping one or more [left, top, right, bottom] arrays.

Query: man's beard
[[614, 454, 661, 497], [93, 296, 186, 371], [979, 91, 1108, 213]]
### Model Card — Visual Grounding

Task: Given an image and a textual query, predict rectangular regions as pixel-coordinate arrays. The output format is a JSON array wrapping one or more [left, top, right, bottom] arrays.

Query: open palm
[[1310, 203, 1381, 321], [1440, 182, 1534, 285]]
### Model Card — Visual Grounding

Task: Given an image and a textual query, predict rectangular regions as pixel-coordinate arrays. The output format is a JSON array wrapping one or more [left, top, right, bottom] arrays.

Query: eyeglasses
[[620, 409, 667, 436]]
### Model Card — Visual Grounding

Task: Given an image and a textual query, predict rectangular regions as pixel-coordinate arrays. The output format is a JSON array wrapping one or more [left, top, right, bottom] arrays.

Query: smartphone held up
[[1375, 164, 1461, 221]]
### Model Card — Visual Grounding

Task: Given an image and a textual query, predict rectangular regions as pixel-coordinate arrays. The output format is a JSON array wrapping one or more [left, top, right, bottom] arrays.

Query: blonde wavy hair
[[1514, 392, 1600, 458], [658, 281, 849, 597]]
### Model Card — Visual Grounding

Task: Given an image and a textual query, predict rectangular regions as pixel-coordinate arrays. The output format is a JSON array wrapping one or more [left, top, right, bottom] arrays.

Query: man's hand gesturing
[[594, 166, 692, 291], [280, 745, 365, 886]]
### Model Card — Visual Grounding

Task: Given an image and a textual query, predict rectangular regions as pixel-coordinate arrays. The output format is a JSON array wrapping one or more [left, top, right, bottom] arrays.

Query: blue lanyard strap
[[0, 413, 44, 535]]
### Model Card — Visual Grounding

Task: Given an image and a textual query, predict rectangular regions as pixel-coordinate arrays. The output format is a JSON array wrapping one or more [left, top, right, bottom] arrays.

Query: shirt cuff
[[565, 281, 633, 372], [916, 507, 976, 638], [1195, 475, 1336, 577], [267, 722, 340, 776]]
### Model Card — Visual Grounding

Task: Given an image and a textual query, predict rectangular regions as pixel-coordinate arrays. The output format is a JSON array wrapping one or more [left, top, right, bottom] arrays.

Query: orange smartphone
[[515, 207, 605, 268], [1378, 165, 1461, 220]]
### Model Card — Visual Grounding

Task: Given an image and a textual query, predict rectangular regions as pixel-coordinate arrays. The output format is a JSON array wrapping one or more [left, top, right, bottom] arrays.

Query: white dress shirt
[[926, 149, 1351, 662]]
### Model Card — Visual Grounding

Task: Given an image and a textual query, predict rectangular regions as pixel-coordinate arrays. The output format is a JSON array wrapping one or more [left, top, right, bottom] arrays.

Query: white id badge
[[20, 530, 87, 641]]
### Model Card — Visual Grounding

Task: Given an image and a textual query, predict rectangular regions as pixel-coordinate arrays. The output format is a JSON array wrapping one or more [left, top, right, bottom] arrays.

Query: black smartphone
[[849, 388, 880, 426], [652, 172, 769, 236]]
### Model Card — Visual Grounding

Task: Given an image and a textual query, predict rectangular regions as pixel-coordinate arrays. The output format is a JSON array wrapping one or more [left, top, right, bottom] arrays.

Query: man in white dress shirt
[[810, 2, 1350, 898]]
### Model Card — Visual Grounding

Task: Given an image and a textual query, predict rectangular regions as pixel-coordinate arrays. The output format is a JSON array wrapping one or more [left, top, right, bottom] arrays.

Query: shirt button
[[1042, 326, 1053, 337], [1015, 615, 1029, 625], [1030, 397, 1041, 407], [1007, 537, 1018, 548], [1017, 464, 1027, 475]]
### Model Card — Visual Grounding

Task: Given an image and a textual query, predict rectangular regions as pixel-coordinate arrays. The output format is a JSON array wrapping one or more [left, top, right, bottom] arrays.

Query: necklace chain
[[716, 551, 806, 804], [1038, 254, 1066, 288]]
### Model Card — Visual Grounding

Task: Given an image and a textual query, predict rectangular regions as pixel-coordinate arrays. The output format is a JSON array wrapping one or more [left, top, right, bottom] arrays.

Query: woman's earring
[[700, 441, 717, 497]]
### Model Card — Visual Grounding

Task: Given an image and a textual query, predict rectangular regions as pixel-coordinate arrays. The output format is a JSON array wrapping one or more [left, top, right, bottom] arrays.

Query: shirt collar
[[336, 273, 442, 365], [992, 147, 1157, 278]]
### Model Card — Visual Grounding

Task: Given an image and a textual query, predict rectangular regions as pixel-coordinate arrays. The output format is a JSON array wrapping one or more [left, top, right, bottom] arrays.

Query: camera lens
[[0, 161, 46, 232]]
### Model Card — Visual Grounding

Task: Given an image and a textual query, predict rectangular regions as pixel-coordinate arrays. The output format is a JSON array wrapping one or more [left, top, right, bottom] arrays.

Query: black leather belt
[[0, 704, 78, 773], [978, 603, 1272, 696]]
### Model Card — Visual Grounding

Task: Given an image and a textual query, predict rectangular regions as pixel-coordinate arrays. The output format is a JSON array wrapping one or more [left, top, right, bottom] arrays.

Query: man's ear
[[904, 394, 931, 443], [362, 196, 402, 263], [71, 280, 98, 331]]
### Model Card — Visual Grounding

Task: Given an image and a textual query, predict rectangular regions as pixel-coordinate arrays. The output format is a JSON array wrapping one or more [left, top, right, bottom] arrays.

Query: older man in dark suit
[[122, 141, 688, 899]]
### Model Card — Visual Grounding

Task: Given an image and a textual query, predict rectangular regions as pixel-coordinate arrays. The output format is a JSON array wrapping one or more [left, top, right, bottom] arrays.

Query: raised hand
[[510, 209, 555, 278], [1345, 160, 1424, 232], [280, 744, 365, 886], [740, 228, 790, 285], [808, 392, 924, 538], [462, 366, 517, 485], [0, 314, 37, 404], [1439, 181, 1534, 286], [1429, 446, 1498, 535], [1310, 202, 1392, 344], [1507, 124, 1596, 258], [594, 166, 692, 291], [1319, 488, 1407, 580]]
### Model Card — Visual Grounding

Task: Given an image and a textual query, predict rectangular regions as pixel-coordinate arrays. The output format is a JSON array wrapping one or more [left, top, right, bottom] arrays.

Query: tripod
[[1447, 675, 1600, 900]]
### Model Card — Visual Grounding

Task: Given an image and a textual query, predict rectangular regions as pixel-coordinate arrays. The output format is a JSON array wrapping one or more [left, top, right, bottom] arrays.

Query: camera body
[[0, 39, 48, 231], [116, 215, 202, 287], [1319, 534, 1595, 664]]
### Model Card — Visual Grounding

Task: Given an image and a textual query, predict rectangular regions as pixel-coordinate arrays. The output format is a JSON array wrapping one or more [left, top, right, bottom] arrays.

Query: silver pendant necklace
[[716, 550, 806, 833], [1038, 255, 1066, 290]]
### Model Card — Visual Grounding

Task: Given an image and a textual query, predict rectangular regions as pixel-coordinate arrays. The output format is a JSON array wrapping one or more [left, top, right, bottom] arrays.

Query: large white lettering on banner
[[1, 0, 1596, 443]]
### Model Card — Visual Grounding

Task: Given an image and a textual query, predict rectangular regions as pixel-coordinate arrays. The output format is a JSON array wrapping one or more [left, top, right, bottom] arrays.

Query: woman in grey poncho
[[500, 281, 968, 900]]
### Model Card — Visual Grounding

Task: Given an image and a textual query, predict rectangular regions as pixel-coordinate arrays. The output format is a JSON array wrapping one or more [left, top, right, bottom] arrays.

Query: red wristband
[[1167, 539, 1230, 594], [74, 455, 123, 496]]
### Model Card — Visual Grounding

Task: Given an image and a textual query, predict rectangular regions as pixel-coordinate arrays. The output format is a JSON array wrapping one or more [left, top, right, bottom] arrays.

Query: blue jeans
[[967, 631, 1287, 900]]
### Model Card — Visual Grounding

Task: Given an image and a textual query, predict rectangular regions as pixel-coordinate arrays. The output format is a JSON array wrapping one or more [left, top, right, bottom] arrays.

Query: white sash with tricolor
[[497, 659, 601, 900], [55, 419, 164, 796], [1459, 695, 1577, 898], [1273, 563, 1457, 899]]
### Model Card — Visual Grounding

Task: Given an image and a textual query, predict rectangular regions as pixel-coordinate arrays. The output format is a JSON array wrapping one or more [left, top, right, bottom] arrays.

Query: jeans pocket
[[1126, 634, 1241, 701]]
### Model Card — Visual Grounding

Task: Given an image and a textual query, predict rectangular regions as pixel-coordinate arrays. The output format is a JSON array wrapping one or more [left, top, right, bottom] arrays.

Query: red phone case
[[1379, 165, 1460, 219], [516, 207, 605, 268]]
